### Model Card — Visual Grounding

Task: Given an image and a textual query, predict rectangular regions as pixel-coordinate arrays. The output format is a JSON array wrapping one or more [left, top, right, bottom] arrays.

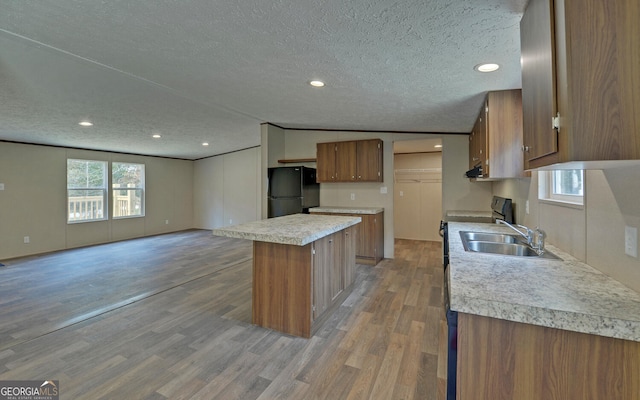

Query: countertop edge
[[454, 296, 640, 342], [309, 207, 384, 215], [212, 214, 362, 246]]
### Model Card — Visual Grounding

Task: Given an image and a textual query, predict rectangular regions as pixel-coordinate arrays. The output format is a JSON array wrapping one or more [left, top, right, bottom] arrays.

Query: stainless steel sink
[[459, 231, 561, 259], [459, 231, 525, 244]]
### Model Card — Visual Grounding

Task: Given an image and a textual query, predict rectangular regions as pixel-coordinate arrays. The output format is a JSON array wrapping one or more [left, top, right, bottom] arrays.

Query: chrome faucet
[[496, 219, 546, 255]]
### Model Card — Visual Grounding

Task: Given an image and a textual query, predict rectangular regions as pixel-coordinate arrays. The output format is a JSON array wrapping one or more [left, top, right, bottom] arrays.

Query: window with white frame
[[67, 159, 108, 222], [112, 162, 145, 218], [538, 169, 584, 205]]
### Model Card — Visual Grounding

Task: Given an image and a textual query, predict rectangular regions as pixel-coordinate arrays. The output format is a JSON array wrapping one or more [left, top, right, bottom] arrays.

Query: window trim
[[538, 169, 585, 207]]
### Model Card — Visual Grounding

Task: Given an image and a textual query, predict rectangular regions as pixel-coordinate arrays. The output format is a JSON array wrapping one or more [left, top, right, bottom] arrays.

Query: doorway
[[393, 139, 443, 241]]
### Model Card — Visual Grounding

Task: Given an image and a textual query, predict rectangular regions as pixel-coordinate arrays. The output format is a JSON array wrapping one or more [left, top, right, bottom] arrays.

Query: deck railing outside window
[[68, 195, 104, 222]]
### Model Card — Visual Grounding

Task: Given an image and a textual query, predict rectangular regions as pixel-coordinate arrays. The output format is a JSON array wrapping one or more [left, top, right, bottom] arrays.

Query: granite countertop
[[309, 206, 384, 215], [445, 210, 493, 222], [212, 213, 361, 246], [445, 210, 492, 218], [448, 222, 640, 342]]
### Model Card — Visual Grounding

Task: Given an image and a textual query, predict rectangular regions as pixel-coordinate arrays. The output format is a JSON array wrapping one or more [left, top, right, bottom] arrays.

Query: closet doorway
[[393, 139, 442, 241]]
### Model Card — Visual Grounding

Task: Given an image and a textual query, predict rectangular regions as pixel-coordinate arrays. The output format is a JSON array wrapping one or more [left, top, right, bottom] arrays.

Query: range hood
[[464, 165, 483, 178]]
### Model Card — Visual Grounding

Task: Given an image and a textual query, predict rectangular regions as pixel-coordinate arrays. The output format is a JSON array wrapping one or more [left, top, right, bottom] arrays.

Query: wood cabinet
[[355, 139, 383, 181], [457, 313, 640, 400], [468, 89, 524, 178], [316, 142, 338, 182], [355, 212, 384, 265], [520, 0, 640, 169], [252, 227, 356, 338], [316, 139, 383, 182], [311, 228, 356, 326], [468, 105, 487, 170], [312, 211, 384, 266]]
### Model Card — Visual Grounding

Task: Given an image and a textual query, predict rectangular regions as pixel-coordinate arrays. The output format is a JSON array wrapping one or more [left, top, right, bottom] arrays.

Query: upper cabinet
[[520, 0, 640, 169], [316, 139, 383, 182], [469, 89, 524, 179], [468, 103, 487, 171]]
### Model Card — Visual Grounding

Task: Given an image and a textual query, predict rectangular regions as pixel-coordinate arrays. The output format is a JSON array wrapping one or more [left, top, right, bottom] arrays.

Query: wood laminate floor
[[0, 230, 447, 399]]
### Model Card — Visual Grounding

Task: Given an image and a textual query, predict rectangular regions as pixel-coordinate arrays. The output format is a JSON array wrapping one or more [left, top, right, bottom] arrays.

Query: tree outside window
[[112, 162, 145, 218]]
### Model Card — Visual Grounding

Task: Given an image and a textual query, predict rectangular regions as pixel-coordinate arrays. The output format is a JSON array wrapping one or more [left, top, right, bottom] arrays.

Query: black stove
[[491, 196, 514, 223]]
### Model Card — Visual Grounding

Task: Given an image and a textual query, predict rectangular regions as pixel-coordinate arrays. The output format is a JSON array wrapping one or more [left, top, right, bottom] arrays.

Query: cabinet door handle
[[552, 112, 560, 131], [522, 145, 530, 152], [472, 157, 479, 161]]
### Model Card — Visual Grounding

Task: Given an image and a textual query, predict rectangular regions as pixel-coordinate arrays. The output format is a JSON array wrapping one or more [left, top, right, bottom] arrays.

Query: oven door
[[439, 220, 449, 268], [444, 267, 458, 400]]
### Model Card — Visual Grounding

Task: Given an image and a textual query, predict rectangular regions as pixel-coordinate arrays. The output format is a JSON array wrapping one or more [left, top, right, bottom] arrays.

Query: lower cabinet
[[252, 227, 356, 338], [312, 227, 356, 322], [313, 211, 384, 265], [457, 313, 640, 399], [356, 213, 384, 265]]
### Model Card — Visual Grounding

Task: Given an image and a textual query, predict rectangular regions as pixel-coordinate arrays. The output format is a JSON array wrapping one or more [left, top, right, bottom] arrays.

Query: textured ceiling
[[0, 0, 527, 159]]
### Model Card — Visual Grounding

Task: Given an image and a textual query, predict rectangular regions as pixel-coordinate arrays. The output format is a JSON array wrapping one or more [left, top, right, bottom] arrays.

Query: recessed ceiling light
[[152, 134, 161, 138], [309, 80, 325, 87], [202, 142, 209, 146], [474, 63, 500, 73], [78, 121, 93, 127]]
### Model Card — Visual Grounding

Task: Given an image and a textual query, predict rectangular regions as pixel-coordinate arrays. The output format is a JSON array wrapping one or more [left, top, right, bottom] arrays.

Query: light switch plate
[[380, 186, 387, 194], [0, 183, 4, 190], [625, 226, 638, 258]]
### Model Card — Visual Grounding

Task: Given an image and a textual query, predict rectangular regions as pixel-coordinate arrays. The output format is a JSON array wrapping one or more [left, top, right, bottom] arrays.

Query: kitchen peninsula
[[212, 213, 361, 338]]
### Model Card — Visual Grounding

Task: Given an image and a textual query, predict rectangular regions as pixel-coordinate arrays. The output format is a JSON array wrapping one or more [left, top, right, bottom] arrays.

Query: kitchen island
[[212, 213, 361, 338], [447, 222, 640, 399]]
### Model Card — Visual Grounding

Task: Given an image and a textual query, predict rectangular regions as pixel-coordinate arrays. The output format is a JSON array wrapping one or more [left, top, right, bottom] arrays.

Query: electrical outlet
[[0, 183, 4, 190], [229, 218, 233, 225], [350, 193, 355, 201], [399, 190, 404, 197], [625, 226, 638, 258], [165, 219, 169, 225], [380, 186, 388, 194], [24, 236, 30, 244]]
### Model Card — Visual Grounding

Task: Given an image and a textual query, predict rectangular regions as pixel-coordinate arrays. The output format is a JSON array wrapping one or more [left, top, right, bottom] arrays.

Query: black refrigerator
[[268, 166, 320, 218]]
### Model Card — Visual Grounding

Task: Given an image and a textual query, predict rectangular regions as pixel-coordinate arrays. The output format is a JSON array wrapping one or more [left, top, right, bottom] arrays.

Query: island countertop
[[448, 222, 640, 342], [309, 206, 383, 215], [212, 213, 361, 246]]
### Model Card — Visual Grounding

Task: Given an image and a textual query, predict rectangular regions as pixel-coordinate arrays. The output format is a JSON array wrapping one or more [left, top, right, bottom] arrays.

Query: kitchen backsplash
[[494, 166, 640, 293]]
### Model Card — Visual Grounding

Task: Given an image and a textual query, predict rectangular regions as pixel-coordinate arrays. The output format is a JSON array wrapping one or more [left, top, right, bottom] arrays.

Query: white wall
[[193, 146, 261, 229], [0, 141, 194, 260], [441, 135, 493, 215]]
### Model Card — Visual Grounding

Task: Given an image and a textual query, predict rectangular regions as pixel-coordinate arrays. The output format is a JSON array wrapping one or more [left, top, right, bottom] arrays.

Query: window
[[67, 159, 108, 222], [539, 169, 584, 205], [112, 162, 145, 218]]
